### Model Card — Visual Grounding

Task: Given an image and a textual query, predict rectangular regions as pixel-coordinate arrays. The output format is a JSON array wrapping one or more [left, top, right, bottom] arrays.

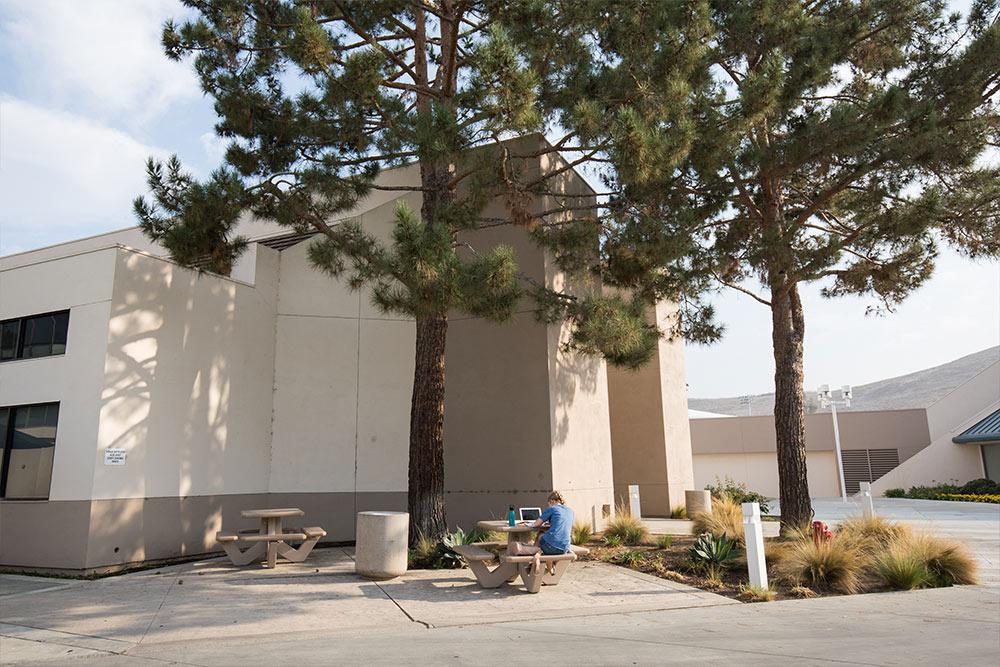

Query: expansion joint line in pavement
[[337, 546, 433, 629], [135, 572, 181, 648], [371, 579, 433, 629]]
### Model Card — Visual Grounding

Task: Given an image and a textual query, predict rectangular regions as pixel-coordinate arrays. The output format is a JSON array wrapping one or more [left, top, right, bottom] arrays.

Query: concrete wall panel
[[95, 246, 278, 500], [693, 451, 840, 499], [355, 318, 414, 492], [270, 314, 359, 493]]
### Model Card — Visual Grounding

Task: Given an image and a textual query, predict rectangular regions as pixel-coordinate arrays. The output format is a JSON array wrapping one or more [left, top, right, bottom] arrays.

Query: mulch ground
[[579, 537, 890, 602]]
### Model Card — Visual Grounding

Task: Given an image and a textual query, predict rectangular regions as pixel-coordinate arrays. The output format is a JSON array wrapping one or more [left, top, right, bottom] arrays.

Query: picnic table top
[[477, 520, 545, 533], [241, 508, 305, 519]]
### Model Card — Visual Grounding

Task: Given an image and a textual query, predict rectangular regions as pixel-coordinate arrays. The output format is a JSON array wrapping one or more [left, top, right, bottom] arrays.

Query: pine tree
[[133, 0, 689, 541], [514, 0, 1000, 531]]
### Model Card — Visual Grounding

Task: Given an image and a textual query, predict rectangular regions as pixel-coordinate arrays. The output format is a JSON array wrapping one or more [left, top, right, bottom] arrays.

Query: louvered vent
[[840, 448, 900, 494]]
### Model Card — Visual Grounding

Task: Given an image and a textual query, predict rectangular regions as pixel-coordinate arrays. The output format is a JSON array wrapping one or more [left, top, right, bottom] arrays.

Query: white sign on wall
[[104, 448, 127, 466]]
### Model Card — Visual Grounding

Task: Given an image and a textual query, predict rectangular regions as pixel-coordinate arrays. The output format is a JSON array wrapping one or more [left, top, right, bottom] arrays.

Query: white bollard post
[[859, 482, 876, 520], [628, 484, 642, 519], [742, 502, 768, 589], [591, 505, 598, 532]]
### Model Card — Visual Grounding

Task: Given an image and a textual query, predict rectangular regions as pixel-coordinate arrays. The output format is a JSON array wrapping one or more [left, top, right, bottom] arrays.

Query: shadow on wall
[[88, 252, 271, 569]]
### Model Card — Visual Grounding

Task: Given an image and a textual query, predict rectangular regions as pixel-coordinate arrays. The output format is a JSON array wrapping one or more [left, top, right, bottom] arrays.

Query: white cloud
[[200, 131, 229, 164], [0, 0, 199, 123], [0, 96, 170, 253]]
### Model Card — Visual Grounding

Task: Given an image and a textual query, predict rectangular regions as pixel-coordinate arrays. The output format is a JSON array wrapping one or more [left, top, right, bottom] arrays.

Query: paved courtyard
[[1, 498, 998, 665]]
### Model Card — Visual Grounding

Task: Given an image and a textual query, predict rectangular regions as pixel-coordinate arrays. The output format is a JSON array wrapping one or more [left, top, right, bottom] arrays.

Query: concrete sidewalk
[[0, 547, 731, 660], [2, 580, 998, 665]]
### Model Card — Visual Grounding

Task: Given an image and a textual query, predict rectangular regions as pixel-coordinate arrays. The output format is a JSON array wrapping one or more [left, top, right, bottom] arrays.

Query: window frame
[[0, 310, 70, 363], [0, 401, 60, 500]]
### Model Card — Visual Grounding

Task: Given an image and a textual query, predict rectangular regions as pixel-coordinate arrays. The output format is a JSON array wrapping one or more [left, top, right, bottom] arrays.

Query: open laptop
[[519, 507, 542, 523]]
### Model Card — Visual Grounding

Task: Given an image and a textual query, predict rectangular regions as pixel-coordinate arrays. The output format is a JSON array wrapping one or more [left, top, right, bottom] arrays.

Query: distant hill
[[689, 346, 999, 416]]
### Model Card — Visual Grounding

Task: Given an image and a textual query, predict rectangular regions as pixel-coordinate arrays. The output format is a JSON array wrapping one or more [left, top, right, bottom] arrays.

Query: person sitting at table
[[511, 491, 573, 560]]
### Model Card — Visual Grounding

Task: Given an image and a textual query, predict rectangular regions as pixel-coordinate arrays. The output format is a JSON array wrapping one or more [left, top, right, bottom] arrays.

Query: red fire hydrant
[[812, 520, 832, 546]]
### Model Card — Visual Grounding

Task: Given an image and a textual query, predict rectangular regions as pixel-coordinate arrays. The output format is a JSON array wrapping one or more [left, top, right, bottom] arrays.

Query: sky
[[1, 0, 997, 398]]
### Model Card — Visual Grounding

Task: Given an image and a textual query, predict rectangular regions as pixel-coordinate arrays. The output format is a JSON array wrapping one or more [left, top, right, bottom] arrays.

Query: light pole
[[818, 384, 852, 503]]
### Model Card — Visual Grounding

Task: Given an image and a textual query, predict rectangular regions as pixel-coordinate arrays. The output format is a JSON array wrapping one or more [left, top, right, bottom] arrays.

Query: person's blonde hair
[[548, 490, 565, 504]]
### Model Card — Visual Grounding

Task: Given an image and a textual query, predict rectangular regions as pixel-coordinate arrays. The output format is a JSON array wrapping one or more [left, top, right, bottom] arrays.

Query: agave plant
[[689, 532, 739, 580]]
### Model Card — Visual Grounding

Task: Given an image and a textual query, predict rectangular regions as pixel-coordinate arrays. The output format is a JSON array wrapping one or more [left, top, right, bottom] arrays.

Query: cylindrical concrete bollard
[[355, 511, 409, 580], [685, 490, 712, 517]]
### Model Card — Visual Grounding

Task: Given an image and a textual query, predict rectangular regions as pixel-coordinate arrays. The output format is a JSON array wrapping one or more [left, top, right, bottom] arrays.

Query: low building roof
[[953, 408, 1000, 444]]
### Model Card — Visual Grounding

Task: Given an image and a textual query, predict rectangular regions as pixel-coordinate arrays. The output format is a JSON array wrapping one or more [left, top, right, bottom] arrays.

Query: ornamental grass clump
[[572, 521, 593, 545], [837, 516, 912, 554], [873, 543, 932, 590], [777, 537, 862, 594], [903, 534, 979, 587], [655, 535, 674, 549], [738, 583, 776, 602], [604, 506, 648, 546], [691, 494, 744, 544]]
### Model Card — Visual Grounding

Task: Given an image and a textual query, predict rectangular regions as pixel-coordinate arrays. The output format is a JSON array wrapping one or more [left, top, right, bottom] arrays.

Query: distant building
[[689, 361, 999, 497]]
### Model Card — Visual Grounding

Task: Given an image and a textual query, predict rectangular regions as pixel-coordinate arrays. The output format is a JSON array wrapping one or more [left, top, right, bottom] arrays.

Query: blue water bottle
[[508, 505, 516, 527]]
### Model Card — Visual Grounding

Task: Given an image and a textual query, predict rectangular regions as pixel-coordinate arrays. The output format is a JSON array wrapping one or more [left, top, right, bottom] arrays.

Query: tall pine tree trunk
[[770, 281, 812, 532], [407, 158, 453, 542], [408, 313, 448, 542]]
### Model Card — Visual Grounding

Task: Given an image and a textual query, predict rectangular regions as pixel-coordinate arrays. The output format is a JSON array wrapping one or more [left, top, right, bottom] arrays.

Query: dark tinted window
[[0, 321, 18, 360], [1, 403, 59, 500], [0, 311, 69, 362], [20, 312, 69, 358]]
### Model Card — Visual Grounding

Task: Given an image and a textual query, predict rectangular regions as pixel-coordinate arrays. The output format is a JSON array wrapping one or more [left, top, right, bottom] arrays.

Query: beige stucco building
[[689, 359, 1000, 497], [0, 138, 694, 574]]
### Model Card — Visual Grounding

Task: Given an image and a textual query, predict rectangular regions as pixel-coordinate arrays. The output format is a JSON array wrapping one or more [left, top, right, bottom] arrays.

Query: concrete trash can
[[355, 511, 409, 579], [685, 490, 712, 518]]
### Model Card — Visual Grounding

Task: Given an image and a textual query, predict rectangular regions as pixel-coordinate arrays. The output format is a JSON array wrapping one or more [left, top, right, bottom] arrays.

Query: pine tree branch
[[711, 271, 772, 306], [335, 1, 422, 85]]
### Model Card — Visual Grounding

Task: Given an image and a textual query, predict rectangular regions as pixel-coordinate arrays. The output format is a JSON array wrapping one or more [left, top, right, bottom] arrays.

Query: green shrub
[[603, 533, 623, 547], [883, 488, 906, 498], [688, 532, 738, 579], [906, 483, 959, 499], [958, 478, 1000, 495], [705, 476, 770, 514], [604, 509, 648, 546], [670, 505, 687, 519], [410, 526, 484, 569], [616, 549, 647, 567], [776, 537, 862, 594], [655, 535, 674, 549], [571, 521, 593, 545], [692, 494, 744, 543]]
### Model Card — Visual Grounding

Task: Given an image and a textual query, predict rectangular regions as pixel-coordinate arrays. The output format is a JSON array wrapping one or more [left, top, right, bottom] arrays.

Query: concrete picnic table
[[216, 507, 326, 568], [476, 520, 546, 553], [454, 520, 586, 594]]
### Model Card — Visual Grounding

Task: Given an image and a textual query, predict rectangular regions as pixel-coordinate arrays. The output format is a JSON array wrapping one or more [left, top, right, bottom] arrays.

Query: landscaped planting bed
[[884, 478, 1000, 503], [575, 499, 980, 603]]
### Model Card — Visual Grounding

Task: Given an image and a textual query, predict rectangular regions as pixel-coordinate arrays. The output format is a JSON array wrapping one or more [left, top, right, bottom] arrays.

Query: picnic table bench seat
[[452, 544, 496, 562], [216, 515, 326, 567]]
